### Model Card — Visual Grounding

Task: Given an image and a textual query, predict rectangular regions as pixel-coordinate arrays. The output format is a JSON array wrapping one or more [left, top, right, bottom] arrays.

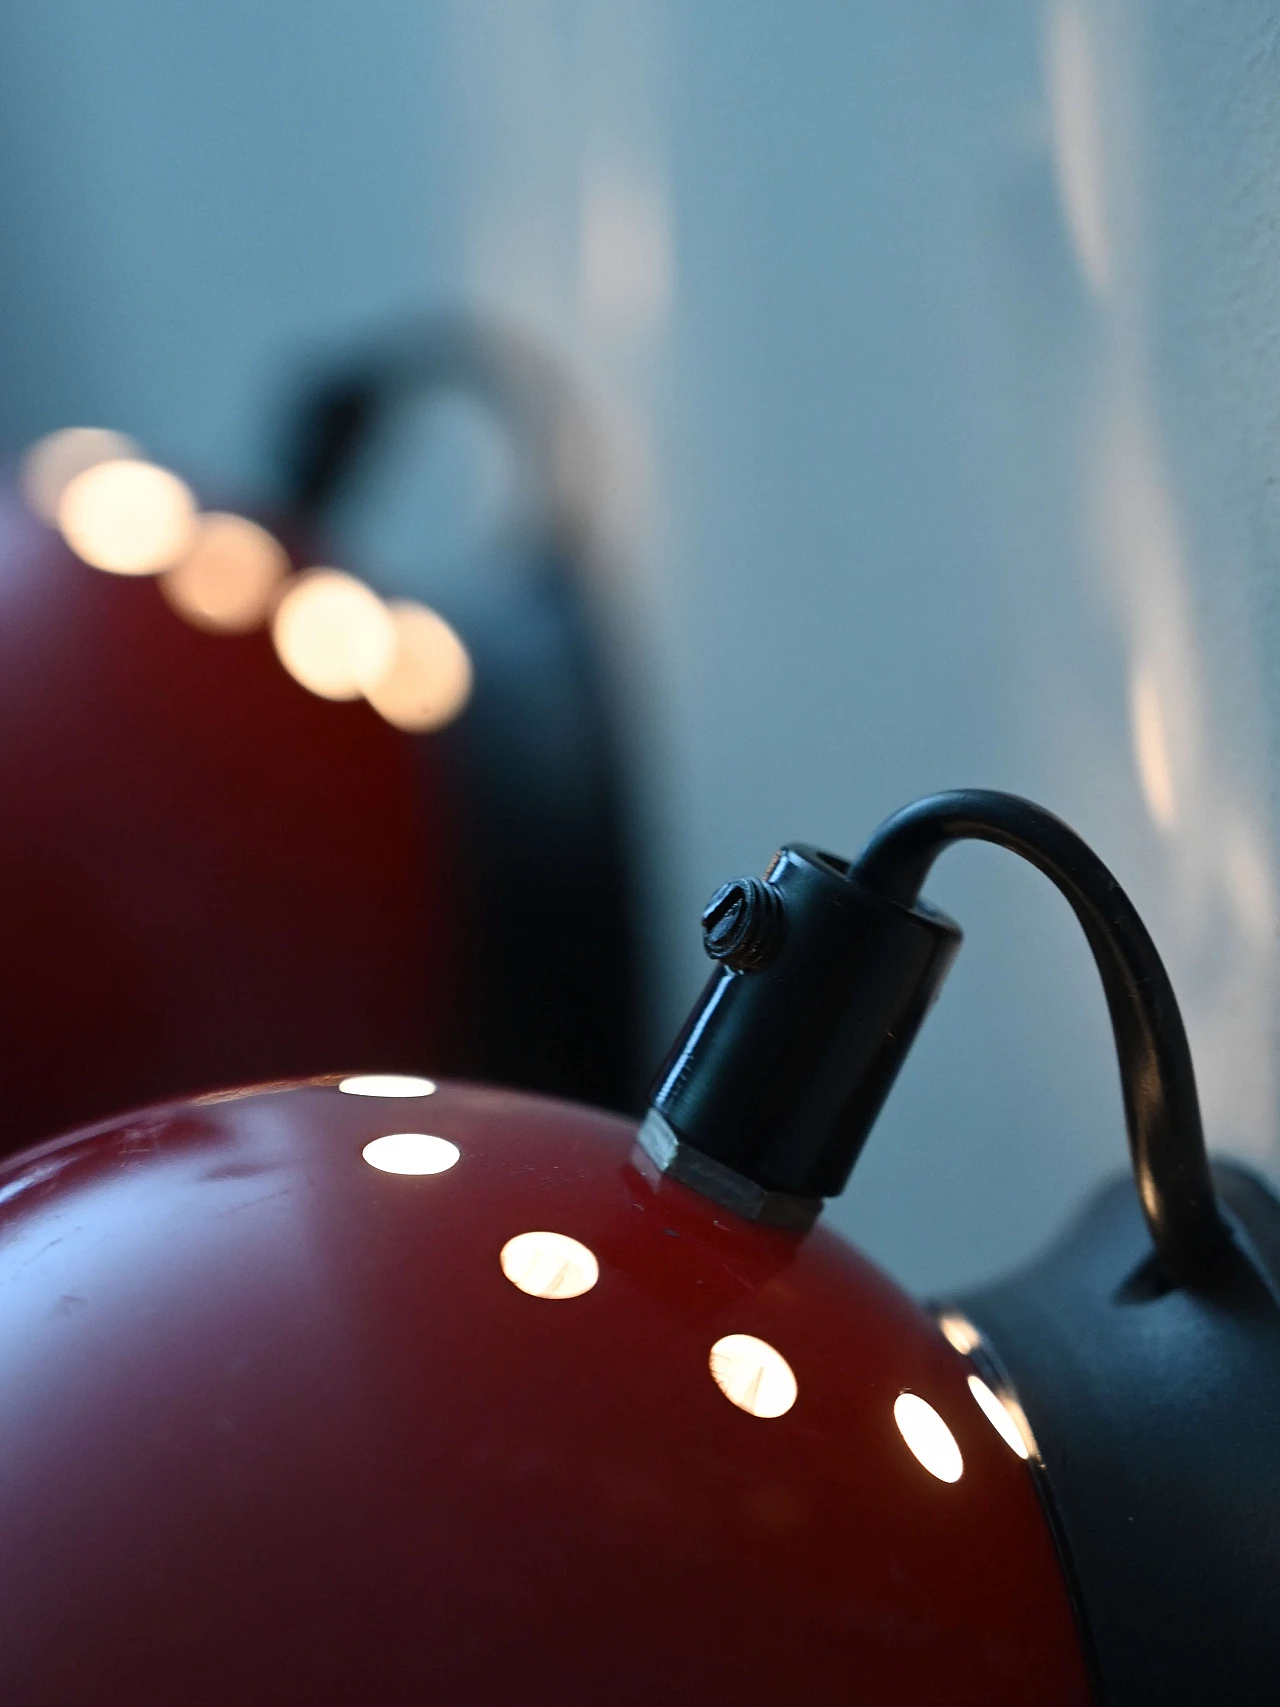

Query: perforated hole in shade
[[894, 1392, 964, 1483], [499, 1232, 599, 1300], [708, 1334, 798, 1419], [968, 1375, 1033, 1460], [362, 1134, 459, 1176], [340, 1074, 437, 1099]]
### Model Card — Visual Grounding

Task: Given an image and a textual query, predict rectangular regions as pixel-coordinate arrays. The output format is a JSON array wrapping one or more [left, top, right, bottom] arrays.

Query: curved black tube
[[277, 313, 594, 553], [854, 789, 1231, 1287]]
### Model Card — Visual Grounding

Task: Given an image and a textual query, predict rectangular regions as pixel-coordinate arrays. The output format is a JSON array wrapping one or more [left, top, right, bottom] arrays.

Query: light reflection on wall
[[580, 170, 673, 334], [1047, 6, 1280, 1171], [1099, 406, 1277, 1163], [1047, 2, 1110, 298], [1129, 662, 1177, 831]]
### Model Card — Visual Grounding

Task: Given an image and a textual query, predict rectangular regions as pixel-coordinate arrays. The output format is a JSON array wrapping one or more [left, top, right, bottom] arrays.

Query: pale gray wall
[[0, 0, 1275, 1294]]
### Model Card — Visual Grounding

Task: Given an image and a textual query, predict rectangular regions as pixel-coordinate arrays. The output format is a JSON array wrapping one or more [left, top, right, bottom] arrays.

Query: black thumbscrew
[[701, 877, 787, 971]]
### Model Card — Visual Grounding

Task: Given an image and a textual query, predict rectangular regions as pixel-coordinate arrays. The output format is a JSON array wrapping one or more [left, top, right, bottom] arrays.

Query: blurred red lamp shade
[[0, 489, 458, 1151], [0, 1080, 1090, 1706]]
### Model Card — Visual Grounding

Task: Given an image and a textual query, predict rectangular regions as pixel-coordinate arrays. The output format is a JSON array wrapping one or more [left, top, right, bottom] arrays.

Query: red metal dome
[[0, 491, 459, 1151], [0, 1078, 1090, 1705]]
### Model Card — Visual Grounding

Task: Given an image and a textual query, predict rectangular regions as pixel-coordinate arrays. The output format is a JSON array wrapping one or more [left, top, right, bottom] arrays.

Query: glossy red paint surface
[[0, 494, 458, 1153], [0, 1080, 1091, 1705]]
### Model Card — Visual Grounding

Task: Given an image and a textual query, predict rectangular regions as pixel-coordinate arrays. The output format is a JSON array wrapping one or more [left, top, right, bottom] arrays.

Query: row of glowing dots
[[338, 1074, 1036, 1481], [19, 428, 472, 734]]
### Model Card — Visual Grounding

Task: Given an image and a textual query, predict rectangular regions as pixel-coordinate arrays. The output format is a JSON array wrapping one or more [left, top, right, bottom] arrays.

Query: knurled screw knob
[[701, 876, 787, 972]]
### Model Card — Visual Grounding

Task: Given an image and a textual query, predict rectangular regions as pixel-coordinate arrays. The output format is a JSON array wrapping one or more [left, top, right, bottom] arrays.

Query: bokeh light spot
[[161, 512, 288, 632], [362, 600, 474, 733], [21, 427, 141, 523], [968, 1375, 1033, 1460], [937, 1311, 982, 1356], [271, 568, 396, 702], [58, 458, 197, 575]]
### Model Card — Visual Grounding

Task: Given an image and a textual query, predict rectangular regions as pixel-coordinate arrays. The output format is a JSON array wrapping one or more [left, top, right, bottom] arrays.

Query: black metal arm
[[645, 788, 1231, 1288], [854, 790, 1231, 1287]]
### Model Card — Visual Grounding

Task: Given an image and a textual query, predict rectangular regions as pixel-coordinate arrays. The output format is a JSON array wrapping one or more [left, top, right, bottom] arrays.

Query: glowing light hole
[[968, 1375, 1033, 1460], [339, 1074, 437, 1099], [894, 1392, 964, 1483], [500, 1232, 599, 1300], [708, 1334, 798, 1419], [937, 1311, 982, 1356], [362, 1134, 459, 1176]]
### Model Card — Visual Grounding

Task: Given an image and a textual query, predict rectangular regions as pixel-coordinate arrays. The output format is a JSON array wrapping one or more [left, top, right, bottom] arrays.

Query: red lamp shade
[[0, 489, 459, 1151], [0, 319, 642, 1153], [0, 1079, 1090, 1705]]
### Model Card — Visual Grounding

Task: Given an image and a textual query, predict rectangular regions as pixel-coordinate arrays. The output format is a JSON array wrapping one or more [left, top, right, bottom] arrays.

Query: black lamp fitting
[[642, 844, 959, 1227], [642, 789, 1231, 1288]]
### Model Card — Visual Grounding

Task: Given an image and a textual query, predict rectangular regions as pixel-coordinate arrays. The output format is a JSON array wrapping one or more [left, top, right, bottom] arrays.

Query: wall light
[[1, 788, 1271, 1701]]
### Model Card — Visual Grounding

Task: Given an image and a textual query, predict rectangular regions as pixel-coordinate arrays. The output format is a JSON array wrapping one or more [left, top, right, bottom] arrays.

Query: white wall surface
[[0, 0, 1275, 1294]]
